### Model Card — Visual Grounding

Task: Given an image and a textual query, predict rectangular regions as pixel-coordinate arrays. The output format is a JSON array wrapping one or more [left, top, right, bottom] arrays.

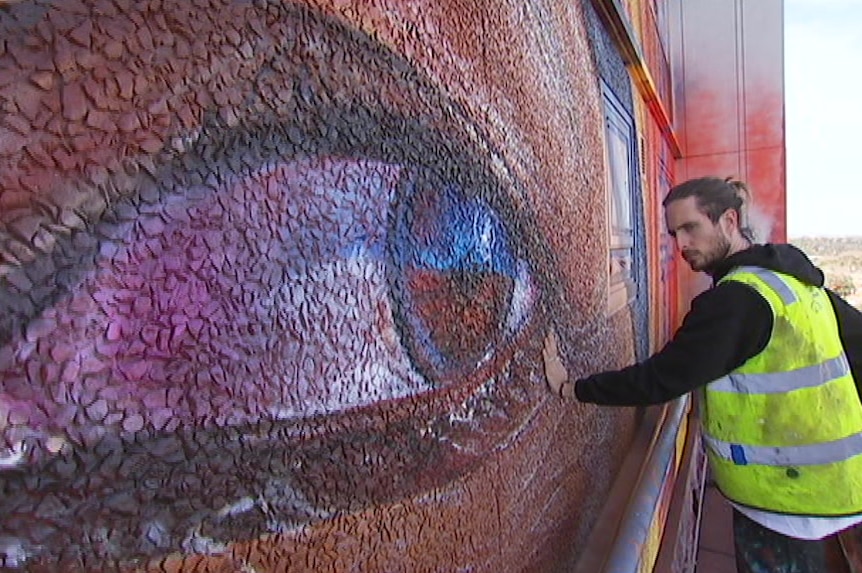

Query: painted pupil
[[406, 269, 513, 362], [393, 178, 517, 378]]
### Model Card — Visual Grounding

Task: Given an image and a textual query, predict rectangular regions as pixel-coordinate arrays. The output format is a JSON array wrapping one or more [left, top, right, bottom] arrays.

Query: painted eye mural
[[0, 0, 639, 571], [390, 171, 538, 386]]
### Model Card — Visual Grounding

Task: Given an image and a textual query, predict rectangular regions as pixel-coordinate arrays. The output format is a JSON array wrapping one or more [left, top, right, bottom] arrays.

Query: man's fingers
[[542, 329, 558, 358], [542, 328, 569, 395]]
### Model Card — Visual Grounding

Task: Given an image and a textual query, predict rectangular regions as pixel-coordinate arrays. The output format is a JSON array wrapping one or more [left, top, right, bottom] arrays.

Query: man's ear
[[720, 208, 739, 232]]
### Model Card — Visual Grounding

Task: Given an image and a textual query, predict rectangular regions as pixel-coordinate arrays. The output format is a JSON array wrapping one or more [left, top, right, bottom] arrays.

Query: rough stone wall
[[0, 1, 639, 570]]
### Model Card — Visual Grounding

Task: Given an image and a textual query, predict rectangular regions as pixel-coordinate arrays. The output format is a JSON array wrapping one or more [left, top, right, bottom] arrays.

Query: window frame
[[601, 81, 639, 316]]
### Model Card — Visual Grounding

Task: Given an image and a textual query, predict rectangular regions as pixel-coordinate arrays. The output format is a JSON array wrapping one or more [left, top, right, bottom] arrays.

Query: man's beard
[[682, 234, 732, 273]]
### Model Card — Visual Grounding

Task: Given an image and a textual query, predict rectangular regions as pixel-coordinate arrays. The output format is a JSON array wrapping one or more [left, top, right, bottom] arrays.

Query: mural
[[0, 1, 641, 570]]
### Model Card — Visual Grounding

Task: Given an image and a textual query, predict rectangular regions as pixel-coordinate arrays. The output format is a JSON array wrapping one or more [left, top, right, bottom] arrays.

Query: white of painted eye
[[0, 440, 26, 469], [0, 538, 31, 569]]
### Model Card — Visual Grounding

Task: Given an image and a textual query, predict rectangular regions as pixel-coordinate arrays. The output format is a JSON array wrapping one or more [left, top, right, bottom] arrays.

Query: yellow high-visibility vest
[[704, 266, 862, 515]]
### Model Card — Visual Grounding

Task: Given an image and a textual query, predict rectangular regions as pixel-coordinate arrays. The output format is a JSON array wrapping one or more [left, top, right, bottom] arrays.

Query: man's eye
[[390, 170, 535, 384]]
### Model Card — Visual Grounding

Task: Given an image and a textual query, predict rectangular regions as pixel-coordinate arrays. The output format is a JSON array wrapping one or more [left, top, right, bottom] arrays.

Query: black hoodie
[[574, 244, 862, 405]]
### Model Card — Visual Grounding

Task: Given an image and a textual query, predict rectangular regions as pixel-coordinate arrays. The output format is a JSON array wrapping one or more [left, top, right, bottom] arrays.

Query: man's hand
[[542, 328, 574, 398]]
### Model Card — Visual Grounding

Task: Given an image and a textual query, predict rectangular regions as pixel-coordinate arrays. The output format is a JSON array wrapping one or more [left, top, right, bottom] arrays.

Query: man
[[547, 176, 862, 572]]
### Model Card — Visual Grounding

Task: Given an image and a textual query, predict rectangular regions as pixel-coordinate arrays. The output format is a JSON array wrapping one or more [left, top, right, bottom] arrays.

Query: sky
[[785, 0, 862, 238]]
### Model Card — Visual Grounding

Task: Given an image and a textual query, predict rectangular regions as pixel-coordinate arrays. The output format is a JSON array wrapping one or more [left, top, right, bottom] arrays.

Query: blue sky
[[786, 0, 862, 237]]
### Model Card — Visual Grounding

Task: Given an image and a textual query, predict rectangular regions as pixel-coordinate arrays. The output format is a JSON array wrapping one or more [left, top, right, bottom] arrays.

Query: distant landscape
[[790, 236, 862, 308]]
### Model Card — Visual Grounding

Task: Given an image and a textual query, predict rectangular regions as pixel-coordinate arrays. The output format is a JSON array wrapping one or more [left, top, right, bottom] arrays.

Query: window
[[652, 0, 671, 57], [602, 82, 638, 315], [657, 153, 675, 342]]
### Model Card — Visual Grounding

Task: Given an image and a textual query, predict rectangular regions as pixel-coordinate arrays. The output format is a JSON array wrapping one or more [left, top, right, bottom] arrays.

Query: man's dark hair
[[663, 176, 756, 242]]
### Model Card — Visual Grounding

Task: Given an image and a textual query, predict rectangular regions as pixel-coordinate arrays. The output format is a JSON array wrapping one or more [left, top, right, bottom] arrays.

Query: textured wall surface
[[0, 1, 640, 571]]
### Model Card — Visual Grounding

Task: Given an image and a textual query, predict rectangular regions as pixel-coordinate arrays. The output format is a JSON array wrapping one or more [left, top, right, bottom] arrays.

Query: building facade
[[0, 0, 783, 570]]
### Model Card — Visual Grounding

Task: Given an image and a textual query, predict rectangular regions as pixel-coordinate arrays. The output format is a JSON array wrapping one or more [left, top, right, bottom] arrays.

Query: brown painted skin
[[0, 1, 639, 571]]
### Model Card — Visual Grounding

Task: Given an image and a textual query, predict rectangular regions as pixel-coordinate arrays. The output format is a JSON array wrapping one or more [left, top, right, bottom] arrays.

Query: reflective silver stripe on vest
[[727, 266, 797, 305], [709, 354, 851, 394], [703, 431, 862, 466]]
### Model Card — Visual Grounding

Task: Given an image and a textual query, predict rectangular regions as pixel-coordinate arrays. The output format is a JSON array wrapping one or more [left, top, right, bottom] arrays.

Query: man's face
[[665, 196, 732, 273], [0, 1, 636, 570]]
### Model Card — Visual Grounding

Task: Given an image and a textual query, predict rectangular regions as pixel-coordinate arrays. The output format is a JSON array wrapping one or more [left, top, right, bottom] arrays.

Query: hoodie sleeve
[[826, 289, 862, 401], [574, 282, 773, 406]]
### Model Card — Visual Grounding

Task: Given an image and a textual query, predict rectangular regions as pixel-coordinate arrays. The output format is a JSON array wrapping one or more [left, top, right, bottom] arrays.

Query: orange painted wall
[[666, 0, 786, 308], [670, 0, 786, 241]]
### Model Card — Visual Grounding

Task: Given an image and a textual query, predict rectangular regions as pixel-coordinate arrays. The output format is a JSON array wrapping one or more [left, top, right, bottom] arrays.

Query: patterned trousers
[[734, 510, 862, 573]]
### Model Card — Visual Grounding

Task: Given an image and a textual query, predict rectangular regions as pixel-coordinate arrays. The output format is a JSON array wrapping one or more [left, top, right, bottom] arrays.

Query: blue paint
[[394, 181, 517, 277], [731, 444, 748, 465]]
